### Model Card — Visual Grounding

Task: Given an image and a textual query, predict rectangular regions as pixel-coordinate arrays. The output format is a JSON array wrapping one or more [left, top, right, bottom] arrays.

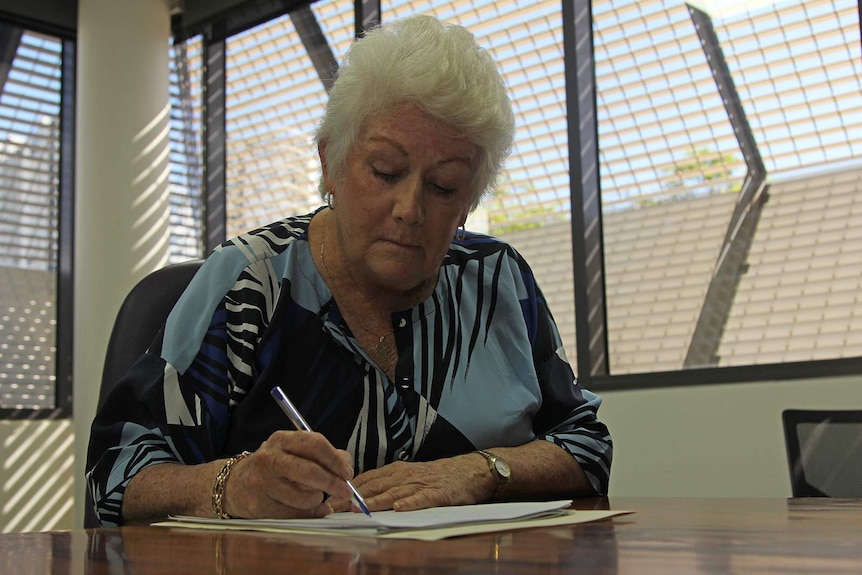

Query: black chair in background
[[85, 259, 204, 527], [782, 409, 862, 498]]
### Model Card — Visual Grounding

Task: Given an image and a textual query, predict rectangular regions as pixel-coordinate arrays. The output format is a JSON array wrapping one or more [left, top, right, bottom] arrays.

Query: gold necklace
[[319, 223, 393, 359]]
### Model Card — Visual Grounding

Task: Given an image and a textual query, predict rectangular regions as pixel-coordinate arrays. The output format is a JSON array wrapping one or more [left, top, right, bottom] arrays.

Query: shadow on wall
[[0, 419, 74, 532]]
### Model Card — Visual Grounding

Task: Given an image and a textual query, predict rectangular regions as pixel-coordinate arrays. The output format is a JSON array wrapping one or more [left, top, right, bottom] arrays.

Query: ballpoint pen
[[270, 385, 373, 517]]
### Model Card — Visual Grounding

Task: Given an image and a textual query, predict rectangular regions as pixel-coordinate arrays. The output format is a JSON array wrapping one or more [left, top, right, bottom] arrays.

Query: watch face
[[494, 458, 511, 478]]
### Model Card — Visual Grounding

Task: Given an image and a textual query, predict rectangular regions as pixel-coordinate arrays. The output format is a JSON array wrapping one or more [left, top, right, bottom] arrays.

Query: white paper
[[169, 500, 572, 533]]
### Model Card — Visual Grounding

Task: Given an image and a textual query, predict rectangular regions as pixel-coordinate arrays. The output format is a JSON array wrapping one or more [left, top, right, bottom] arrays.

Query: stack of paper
[[157, 500, 631, 541]]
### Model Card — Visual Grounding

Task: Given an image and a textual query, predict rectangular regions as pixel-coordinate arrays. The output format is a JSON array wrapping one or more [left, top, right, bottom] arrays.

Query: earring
[[456, 225, 466, 241], [326, 192, 335, 210]]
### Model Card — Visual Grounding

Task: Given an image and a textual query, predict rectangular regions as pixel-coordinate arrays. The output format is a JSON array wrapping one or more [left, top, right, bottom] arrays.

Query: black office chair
[[85, 258, 204, 527], [782, 409, 862, 498], [96, 258, 204, 410]]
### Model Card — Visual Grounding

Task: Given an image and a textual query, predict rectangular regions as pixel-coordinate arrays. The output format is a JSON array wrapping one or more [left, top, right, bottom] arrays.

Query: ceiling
[[0, 0, 311, 41], [0, 0, 77, 37]]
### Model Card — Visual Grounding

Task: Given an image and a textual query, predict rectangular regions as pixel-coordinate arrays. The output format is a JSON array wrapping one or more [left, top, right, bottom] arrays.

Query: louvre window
[[1, 0, 857, 412], [596, 0, 862, 374], [168, 38, 204, 262], [0, 27, 204, 411], [223, 0, 354, 237], [0, 30, 61, 410], [214, 0, 861, 382]]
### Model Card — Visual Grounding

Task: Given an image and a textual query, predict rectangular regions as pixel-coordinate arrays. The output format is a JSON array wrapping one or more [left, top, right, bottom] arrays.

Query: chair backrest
[[86, 259, 203, 528], [782, 409, 862, 498], [97, 259, 204, 410]]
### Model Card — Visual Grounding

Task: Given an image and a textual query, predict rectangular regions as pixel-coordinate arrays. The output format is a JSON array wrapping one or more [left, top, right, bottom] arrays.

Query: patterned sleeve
[[85, 346, 197, 526], [85, 261, 272, 526], [514, 248, 613, 496]]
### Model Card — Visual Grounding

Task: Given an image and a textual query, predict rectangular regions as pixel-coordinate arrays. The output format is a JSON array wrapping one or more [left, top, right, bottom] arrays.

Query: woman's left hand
[[335, 454, 496, 512]]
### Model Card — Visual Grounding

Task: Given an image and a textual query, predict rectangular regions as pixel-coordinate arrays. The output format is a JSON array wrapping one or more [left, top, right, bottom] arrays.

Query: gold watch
[[476, 450, 511, 490]]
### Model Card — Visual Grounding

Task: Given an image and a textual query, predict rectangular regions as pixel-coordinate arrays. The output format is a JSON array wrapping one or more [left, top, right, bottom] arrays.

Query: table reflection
[[88, 528, 362, 574], [82, 500, 619, 574], [5, 498, 861, 575]]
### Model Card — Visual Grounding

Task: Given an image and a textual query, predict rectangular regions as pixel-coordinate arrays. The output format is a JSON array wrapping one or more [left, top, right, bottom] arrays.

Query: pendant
[[373, 335, 391, 358]]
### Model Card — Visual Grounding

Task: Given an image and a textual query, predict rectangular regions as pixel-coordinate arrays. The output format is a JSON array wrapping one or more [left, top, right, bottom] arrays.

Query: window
[[0, 1, 854, 414], [0, 28, 64, 410], [595, 0, 862, 381], [170, 0, 862, 388], [0, 22, 204, 414], [224, 0, 354, 237], [168, 37, 205, 262]]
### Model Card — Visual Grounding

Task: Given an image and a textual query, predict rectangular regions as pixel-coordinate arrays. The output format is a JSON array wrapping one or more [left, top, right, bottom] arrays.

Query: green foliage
[[639, 148, 743, 208], [489, 205, 565, 234], [486, 177, 565, 235]]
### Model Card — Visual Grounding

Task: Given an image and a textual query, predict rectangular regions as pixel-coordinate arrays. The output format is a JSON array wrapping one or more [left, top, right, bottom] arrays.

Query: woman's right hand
[[224, 430, 355, 519]]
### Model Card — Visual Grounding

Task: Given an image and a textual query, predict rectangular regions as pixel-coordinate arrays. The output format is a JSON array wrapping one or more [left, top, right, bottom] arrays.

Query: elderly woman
[[86, 14, 612, 526]]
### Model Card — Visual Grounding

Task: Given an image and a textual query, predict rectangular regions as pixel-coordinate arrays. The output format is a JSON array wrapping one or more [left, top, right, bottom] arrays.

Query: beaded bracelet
[[211, 451, 251, 520]]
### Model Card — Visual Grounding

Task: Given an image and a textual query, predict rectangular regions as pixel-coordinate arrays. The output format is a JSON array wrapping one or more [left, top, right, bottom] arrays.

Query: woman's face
[[322, 103, 479, 296]]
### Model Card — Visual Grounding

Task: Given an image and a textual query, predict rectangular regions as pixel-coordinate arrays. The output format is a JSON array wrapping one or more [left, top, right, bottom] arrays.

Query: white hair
[[314, 15, 515, 211]]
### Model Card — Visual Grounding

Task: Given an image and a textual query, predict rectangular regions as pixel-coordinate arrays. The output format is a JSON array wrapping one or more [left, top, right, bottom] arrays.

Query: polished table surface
[[2, 497, 862, 574]]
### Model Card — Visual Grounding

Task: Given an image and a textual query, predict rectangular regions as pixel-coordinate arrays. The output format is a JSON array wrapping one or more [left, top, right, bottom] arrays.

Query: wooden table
[[2, 498, 861, 574]]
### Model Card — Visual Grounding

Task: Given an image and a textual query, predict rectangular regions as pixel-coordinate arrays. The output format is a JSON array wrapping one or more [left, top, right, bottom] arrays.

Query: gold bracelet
[[211, 451, 251, 520]]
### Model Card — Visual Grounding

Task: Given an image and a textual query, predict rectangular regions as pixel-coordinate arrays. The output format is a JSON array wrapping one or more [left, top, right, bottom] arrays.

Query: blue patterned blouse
[[86, 209, 612, 526]]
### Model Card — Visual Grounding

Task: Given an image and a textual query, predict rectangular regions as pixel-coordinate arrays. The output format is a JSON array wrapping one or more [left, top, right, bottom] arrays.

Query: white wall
[[0, 420, 74, 532], [600, 374, 862, 497], [73, 0, 173, 528]]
